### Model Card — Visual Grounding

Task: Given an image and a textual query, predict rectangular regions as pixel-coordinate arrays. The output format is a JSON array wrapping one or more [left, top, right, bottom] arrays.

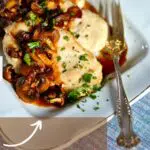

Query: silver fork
[[99, 0, 140, 148]]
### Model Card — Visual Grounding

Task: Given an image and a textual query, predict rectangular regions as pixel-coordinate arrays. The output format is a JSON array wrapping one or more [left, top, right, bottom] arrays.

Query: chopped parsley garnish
[[68, 85, 92, 103], [48, 18, 56, 30], [62, 62, 66, 69], [90, 94, 97, 100], [106, 99, 109, 102], [32, 49, 35, 53], [76, 104, 85, 112], [23, 53, 31, 66], [57, 56, 61, 61], [79, 54, 88, 61], [60, 47, 65, 51], [93, 106, 100, 111], [75, 33, 80, 39], [93, 85, 101, 92], [70, 31, 80, 39], [127, 74, 130, 78], [63, 35, 69, 41], [82, 83, 90, 88], [97, 102, 99, 105], [25, 12, 39, 26], [93, 76, 97, 79], [82, 73, 93, 83], [40, 0, 46, 9], [68, 90, 80, 102], [81, 99, 87, 103], [87, 24, 91, 27], [29, 12, 37, 21], [85, 34, 88, 38], [25, 20, 31, 26], [62, 62, 67, 72], [28, 41, 40, 49]]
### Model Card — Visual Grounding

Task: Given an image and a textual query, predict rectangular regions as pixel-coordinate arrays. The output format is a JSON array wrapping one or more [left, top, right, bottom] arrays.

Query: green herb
[[85, 34, 88, 38], [62, 69, 67, 73], [93, 106, 100, 111], [60, 47, 65, 51], [28, 41, 40, 49], [81, 99, 87, 103], [40, 0, 46, 9], [93, 85, 101, 92], [48, 18, 56, 30], [75, 33, 80, 39], [82, 83, 90, 88], [57, 56, 61, 61], [73, 65, 78, 69], [76, 104, 85, 112], [82, 73, 93, 83], [68, 90, 80, 102], [63, 35, 69, 41], [90, 94, 96, 100], [24, 53, 31, 66], [32, 49, 35, 53], [25, 20, 31, 26], [70, 31, 80, 39], [93, 76, 97, 79], [25, 12, 40, 26], [87, 24, 91, 27], [62, 62, 66, 69], [29, 12, 37, 21], [79, 54, 88, 61], [96, 102, 99, 105], [68, 85, 92, 103], [127, 74, 130, 78]]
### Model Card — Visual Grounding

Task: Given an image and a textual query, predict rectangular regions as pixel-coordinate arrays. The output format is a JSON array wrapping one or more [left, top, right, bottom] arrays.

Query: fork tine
[[111, 0, 125, 42], [99, 0, 104, 18], [99, 0, 109, 21]]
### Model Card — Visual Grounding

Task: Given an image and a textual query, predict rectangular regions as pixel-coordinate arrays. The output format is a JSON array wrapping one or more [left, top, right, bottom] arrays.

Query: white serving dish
[[0, 16, 149, 117]]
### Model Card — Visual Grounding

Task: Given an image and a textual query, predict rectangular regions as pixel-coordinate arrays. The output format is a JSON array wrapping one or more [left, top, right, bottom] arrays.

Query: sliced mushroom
[[38, 53, 53, 66], [31, 1, 44, 15], [38, 76, 50, 93], [3, 64, 14, 82]]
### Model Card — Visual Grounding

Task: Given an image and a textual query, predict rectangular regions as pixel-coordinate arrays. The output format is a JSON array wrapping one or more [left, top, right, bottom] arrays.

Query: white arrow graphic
[[3, 120, 42, 147]]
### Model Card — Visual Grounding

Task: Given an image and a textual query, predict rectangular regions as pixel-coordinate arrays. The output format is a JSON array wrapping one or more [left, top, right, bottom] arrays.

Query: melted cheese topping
[[57, 29, 103, 91], [70, 10, 109, 56]]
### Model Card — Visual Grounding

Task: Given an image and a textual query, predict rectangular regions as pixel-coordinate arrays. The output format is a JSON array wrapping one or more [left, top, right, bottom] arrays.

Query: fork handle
[[113, 56, 140, 147], [113, 56, 132, 126]]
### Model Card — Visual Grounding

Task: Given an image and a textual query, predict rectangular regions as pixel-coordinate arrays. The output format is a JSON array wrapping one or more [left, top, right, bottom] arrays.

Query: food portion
[[0, 0, 127, 107]]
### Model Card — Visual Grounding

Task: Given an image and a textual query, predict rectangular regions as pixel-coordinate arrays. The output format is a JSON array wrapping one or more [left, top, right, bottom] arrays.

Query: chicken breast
[[57, 29, 103, 91], [3, 22, 30, 72], [70, 9, 109, 56]]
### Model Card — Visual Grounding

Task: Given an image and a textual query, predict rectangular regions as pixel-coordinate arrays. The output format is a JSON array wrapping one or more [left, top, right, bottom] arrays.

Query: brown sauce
[[98, 49, 127, 76]]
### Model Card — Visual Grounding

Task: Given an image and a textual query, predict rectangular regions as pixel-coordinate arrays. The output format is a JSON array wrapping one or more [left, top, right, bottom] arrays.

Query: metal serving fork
[[99, 0, 140, 148]]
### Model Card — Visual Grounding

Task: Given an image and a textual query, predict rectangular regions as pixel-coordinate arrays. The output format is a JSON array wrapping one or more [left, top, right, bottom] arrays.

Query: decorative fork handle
[[113, 56, 140, 148]]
